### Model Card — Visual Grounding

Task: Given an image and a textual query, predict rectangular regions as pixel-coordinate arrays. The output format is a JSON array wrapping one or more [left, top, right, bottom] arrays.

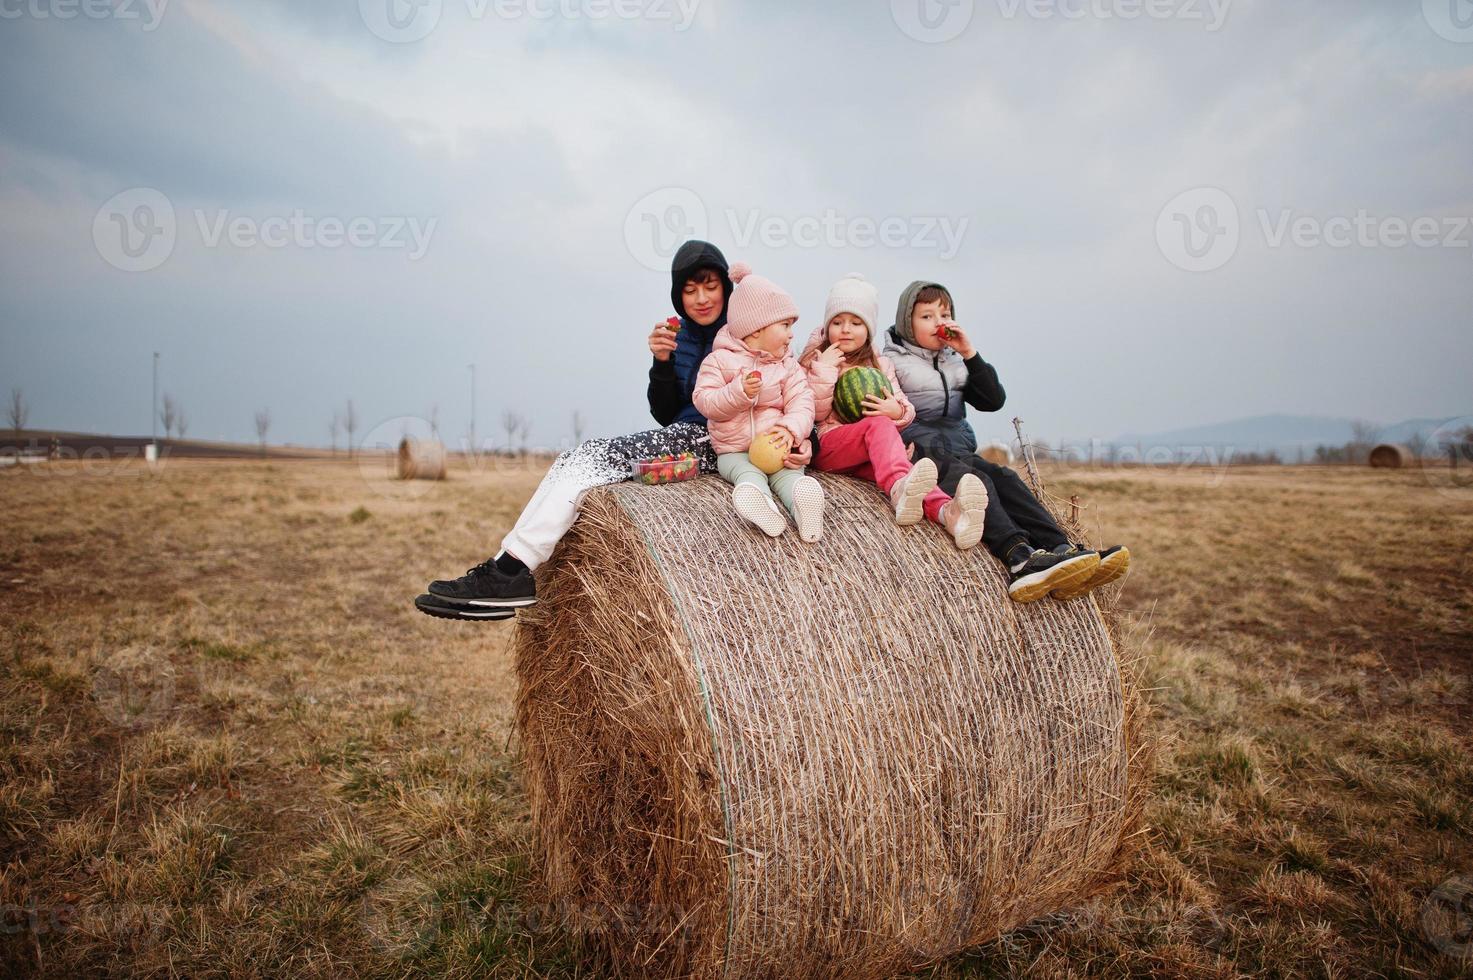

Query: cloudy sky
[[1, 0, 1470, 450]]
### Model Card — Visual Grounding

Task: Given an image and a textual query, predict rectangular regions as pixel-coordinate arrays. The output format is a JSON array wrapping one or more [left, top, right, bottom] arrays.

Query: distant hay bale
[[1368, 443, 1414, 469], [514, 474, 1151, 979], [395, 437, 446, 480], [978, 441, 1013, 466]]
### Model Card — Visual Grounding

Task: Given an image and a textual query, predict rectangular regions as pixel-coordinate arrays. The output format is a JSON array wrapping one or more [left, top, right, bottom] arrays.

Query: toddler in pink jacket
[[800, 273, 988, 550], [692, 263, 824, 542]]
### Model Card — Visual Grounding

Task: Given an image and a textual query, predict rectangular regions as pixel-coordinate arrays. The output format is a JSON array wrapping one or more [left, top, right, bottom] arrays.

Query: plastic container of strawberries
[[631, 452, 699, 486]]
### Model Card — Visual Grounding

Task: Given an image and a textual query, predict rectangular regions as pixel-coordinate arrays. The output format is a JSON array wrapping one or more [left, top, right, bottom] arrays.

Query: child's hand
[[648, 320, 679, 362], [760, 428, 793, 457], [742, 370, 762, 399], [816, 345, 845, 370], [937, 321, 976, 359], [862, 392, 906, 421], [783, 438, 812, 469]]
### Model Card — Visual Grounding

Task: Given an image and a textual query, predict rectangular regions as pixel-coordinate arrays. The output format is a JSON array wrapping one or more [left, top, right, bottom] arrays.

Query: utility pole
[[468, 363, 477, 457], [152, 351, 159, 447]]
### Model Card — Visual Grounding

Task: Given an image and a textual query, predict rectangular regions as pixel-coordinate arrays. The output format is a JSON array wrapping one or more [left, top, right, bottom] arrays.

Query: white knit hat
[[822, 273, 879, 339]]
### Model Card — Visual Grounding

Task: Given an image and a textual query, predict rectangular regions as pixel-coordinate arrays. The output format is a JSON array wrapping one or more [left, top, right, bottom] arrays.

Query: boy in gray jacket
[[882, 281, 1130, 602]]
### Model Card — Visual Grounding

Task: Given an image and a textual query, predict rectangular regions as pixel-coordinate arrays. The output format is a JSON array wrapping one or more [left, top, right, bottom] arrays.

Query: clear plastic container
[[631, 452, 700, 486]]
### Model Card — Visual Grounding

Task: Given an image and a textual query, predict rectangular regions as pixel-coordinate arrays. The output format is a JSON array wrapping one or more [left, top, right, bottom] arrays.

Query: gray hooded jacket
[[881, 280, 1007, 457]]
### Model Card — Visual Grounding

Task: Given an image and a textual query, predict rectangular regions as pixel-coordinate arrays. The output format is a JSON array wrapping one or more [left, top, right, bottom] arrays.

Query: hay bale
[[978, 441, 1013, 466], [395, 437, 446, 480], [514, 474, 1150, 979], [1368, 443, 1414, 469]]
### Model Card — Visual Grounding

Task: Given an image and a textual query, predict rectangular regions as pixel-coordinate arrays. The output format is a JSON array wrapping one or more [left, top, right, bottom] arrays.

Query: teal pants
[[717, 452, 806, 520]]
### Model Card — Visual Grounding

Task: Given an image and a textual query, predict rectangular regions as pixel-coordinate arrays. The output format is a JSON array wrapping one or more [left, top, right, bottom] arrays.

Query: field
[[2, 456, 1471, 978]]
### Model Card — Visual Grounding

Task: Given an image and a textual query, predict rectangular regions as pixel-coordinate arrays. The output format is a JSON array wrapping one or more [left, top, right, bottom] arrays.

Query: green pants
[[717, 452, 806, 520]]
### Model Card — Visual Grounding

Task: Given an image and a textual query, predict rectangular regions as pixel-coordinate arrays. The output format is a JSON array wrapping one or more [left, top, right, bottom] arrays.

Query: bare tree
[[1407, 432, 1426, 460], [176, 408, 189, 439], [429, 403, 440, 438], [7, 387, 28, 431], [329, 412, 341, 456], [571, 409, 585, 445], [501, 410, 523, 455], [1348, 419, 1379, 465], [254, 409, 271, 457], [517, 416, 533, 456], [160, 394, 178, 440], [344, 400, 358, 459]]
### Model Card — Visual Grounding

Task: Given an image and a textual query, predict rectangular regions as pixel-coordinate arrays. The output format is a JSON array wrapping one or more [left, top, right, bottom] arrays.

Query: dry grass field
[[2, 456, 1470, 978]]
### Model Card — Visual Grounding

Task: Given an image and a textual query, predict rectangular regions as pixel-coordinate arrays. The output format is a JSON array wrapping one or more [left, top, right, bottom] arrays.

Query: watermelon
[[832, 366, 893, 424]]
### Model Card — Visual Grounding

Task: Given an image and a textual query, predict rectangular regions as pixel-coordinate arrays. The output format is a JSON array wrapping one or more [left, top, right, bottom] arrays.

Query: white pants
[[500, 422, 715, 570]]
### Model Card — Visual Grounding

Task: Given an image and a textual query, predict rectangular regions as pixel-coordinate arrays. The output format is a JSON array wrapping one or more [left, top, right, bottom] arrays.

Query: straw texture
[[396, 437, 446, 480], [514, 473, 1150, 979], [1369, 443, 1415, 469]]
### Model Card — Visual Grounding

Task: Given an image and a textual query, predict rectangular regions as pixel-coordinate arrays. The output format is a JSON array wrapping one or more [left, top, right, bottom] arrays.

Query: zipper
[[932, 353, 949, 418]]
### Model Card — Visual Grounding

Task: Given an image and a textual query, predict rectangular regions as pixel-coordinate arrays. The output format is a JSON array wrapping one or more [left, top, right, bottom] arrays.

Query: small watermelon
[[832, 366, 893, 424]]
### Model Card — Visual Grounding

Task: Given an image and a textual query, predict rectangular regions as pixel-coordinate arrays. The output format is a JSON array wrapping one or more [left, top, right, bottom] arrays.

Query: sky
[[1, 0, 1470, 451]]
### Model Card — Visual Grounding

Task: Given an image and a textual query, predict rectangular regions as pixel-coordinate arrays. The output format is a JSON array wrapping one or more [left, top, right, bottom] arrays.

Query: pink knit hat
[[725, 262, 800, 341]]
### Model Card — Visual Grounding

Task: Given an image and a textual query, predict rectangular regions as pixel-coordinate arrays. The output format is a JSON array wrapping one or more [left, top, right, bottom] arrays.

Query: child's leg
[[910, 441, 1030, 561], [971, 459, 1070, 552], [768, 466, 824, 543], [719, 452, 787, 536], [816, 417, 910, 493], [500, 422, 708, 570]]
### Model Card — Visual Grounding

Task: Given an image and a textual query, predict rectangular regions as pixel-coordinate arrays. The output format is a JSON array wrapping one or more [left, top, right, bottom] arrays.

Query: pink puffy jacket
[[692, 326, 816, 455], [798, 322, 916, 439]]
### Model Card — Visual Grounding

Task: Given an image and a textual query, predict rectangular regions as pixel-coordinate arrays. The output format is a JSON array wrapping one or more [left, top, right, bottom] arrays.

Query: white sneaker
[[888, 457, 937, 527], [791, 476, 825, 543], [952, 472, 988, 516], [732, 482, 787, 537], [939, 498, 984, 551]]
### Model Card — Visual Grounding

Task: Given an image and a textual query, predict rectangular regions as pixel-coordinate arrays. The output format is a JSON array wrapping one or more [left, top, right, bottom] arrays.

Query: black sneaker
[[427, 559, 537, 609], [1007, 547, 1101, 603], [414, 593, 516, 621], [1052, 545, 1130, 601]]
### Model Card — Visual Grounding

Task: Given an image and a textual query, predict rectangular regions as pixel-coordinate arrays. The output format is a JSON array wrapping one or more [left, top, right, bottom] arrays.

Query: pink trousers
[[814, 416, 950, 523]]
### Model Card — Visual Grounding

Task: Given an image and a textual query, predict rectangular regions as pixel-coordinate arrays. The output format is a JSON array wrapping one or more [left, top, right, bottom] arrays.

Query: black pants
[[908, 440, 1068, 560]]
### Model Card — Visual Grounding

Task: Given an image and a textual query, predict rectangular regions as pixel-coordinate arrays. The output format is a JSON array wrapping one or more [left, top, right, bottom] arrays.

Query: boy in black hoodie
[[416, 241, 813, 620]]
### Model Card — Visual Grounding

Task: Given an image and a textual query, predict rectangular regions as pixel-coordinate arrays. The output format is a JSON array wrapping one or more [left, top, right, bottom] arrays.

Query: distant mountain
[[1108, 413, 1468, 456]]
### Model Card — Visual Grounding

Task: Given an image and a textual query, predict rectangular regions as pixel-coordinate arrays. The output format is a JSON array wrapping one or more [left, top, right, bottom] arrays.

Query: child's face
[[826, 313, 870, 355], [746, 318, 795, 357], [681, 271, 725, 326], [910, 299, 954, 351]]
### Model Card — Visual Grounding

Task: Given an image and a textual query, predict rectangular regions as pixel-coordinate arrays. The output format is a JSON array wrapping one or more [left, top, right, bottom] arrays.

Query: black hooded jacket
[[647, 240, 734, 426]]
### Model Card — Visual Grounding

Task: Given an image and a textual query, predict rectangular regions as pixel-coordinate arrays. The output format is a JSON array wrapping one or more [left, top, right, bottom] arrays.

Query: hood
[[892, 279, 952, 345], [713, 325, 788, 364], [670, 240, 734, 322]]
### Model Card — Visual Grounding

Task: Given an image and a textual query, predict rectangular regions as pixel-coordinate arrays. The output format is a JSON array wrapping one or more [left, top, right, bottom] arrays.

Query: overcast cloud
[[1, 0, 1470, 449]]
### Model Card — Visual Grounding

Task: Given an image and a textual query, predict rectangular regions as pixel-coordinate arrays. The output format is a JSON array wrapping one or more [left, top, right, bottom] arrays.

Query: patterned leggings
[[500, 422, 716, 570]]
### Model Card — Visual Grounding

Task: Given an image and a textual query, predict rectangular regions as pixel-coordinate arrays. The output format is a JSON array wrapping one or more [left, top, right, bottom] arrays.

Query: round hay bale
[[395, 437, 446, 480], [1368, 443, 1414, 469], [978, 441, 1013, 466], [514, 474, 1150, 978]]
